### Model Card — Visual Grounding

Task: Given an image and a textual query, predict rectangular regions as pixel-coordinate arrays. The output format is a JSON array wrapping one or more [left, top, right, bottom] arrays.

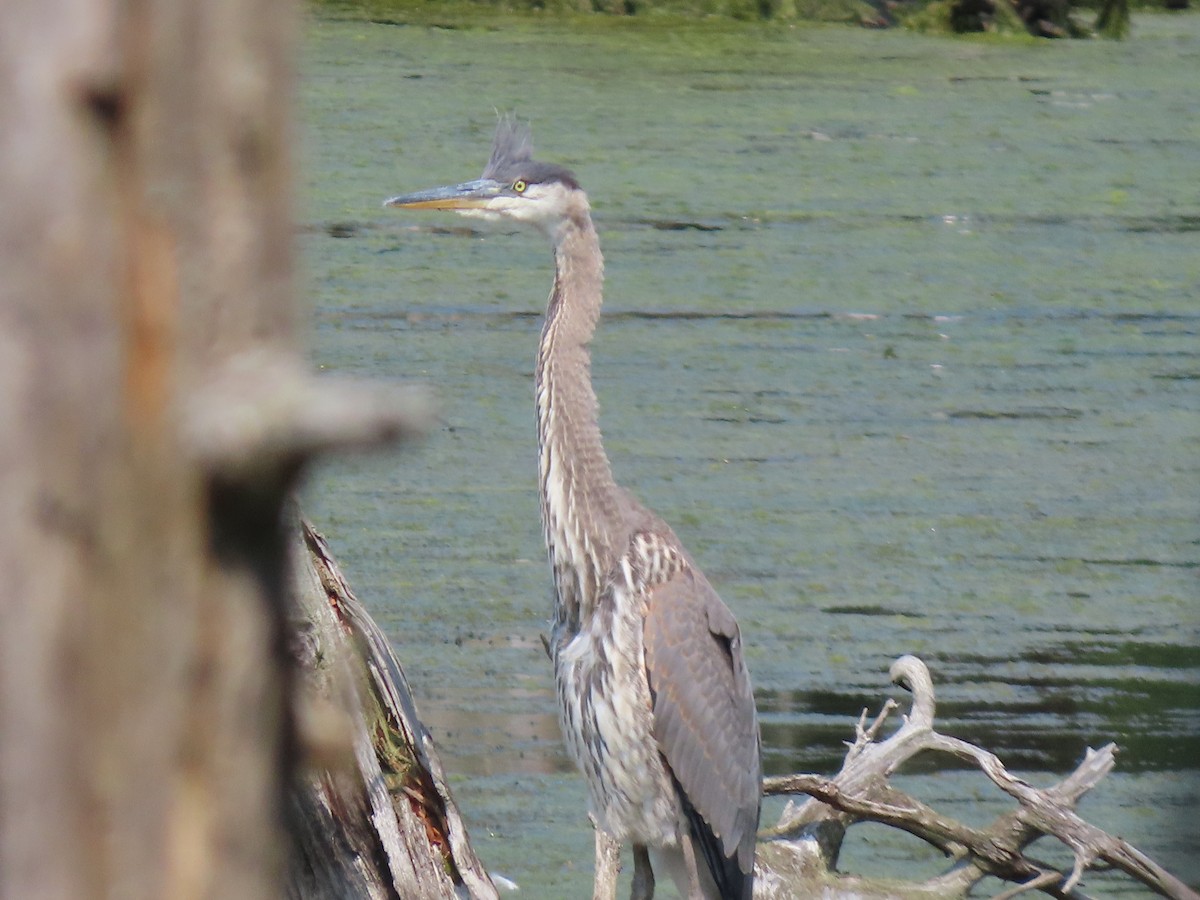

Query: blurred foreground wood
[[0, 0, 302, 893], [0, 0, 434, 894]]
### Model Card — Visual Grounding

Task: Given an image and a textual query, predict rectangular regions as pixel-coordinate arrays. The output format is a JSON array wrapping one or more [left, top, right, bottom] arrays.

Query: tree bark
[[0, 1, 448, 896], [0, 0, 299, 895], [288, 520, 498, 900]]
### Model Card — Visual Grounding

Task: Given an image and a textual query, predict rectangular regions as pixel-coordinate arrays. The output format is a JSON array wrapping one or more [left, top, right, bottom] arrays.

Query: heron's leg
[[631, 844, 655, 900], [678, 834, 704, 900], [591, 816, 621, 900]]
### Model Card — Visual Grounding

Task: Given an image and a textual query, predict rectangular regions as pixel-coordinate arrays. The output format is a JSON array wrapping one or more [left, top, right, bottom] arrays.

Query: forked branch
[[757, 656, 1197, 900]]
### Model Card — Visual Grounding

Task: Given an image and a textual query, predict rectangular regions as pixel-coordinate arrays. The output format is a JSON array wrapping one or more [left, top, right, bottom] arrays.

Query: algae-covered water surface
[[300, 12, 1198, 896]]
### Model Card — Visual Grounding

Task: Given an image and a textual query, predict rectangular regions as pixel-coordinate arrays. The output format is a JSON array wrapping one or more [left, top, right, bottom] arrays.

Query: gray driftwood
[[755, 655, 1198, 900]]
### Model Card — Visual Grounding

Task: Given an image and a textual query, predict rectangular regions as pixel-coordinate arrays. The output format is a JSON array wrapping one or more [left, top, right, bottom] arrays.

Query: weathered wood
[[756, 656, 1198, 900], [289, 520, 499, 900]]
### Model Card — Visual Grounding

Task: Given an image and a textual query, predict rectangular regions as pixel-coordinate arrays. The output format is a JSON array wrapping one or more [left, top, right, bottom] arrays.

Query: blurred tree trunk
[[0, 0, 300, 896]]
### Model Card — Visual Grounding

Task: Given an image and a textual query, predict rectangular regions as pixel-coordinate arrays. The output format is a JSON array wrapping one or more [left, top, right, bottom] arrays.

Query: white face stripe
[[455, 181, 581, 234]]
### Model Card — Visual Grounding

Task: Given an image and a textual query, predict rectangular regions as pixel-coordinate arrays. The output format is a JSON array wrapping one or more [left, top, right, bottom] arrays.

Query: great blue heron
[[385, 118, 761, 900]]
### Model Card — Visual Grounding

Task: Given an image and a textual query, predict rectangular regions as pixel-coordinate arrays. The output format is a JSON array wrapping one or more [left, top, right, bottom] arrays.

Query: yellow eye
[[512, 179, 528, 193]]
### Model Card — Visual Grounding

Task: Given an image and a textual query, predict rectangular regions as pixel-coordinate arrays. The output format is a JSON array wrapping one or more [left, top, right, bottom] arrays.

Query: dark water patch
[[701, 387, 802, 398], [948, 74, 1028, 83], [1014, 309, 1200, 324], [1154, 372, 1200, 381], [679, 210, 1200, 236], [939, 628, 1176, 663], [318, 307, 765, 337], [995, 679, 1200, 724], [758, 686, 887, 720], [909, 658, 1200, 773], [945, 712, 1200, 774], [316, 309, 538, 331], [689, 81, 761, 93], [971, 360, 1085, 373], [1043, 438, 1116, 448], [299, 219, 377, 236], [946, 407, 1084, 421], [759, 699, 1200, 775], [702, 414, 788, 424], [952, 672, 1199, 707], [606, 308, 832, 322], [325, 307, 839, 323], [366, 18, 493, 33], [823, 604, 926, 618], [1067, 348, 1200, 360], [336, 307, 849, 324], [378, 224, 491, 240], [304, 220, 492, 239], [974, 553, 1198, 569], [1024, 642, 1200, 670], [1111, 311, 1200, 324], [882, 733, 1078, 773], [760, 720, 879, 775], [758, 686, 898, 773], [919, 726, 1197, 774], [1120, 214, 1200, 234], [643, 219, 724, 232], [706, 563, 811, 581], [1090, 135, 1197, 148]]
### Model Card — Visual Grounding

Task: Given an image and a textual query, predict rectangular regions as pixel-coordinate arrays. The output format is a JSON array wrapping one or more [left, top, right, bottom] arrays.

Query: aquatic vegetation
[[309, 0, 1153, 34]]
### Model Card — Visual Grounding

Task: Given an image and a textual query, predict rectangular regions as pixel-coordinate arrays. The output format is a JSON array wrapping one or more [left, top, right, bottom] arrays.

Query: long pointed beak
[[383, 178, 506, 210]]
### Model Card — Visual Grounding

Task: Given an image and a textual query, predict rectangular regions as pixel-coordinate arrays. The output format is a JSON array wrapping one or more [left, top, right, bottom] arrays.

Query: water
[[299, 13, 1199, 896]]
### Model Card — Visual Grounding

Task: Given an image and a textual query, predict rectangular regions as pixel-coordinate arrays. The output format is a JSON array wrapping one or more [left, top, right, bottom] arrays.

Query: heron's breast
[[553, 579, 681, 846]]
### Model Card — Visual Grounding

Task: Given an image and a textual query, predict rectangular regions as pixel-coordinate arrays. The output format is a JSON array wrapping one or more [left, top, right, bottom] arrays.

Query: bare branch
[[759, 657, 1197, 900], [844, 698, 898, 765], [990, 872, 1065, 900]]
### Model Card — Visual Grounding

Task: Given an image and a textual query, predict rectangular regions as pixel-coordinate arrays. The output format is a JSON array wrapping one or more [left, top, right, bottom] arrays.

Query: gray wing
[[643, 566, 761, 899]]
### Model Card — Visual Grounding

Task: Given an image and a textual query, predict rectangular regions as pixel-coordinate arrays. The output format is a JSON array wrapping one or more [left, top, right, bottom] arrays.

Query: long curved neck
[[536, 206, 625, 635]]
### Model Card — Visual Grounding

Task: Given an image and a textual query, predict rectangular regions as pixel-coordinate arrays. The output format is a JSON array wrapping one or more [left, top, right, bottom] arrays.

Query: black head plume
[[482, 115, 579, 190]]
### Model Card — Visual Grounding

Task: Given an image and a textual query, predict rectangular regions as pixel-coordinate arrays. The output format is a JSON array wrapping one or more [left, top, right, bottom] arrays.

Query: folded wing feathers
[[643, 567, 761, 892]]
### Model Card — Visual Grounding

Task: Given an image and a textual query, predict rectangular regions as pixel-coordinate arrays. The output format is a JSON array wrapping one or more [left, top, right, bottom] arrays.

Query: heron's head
[[384, 117, 585, 239]]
